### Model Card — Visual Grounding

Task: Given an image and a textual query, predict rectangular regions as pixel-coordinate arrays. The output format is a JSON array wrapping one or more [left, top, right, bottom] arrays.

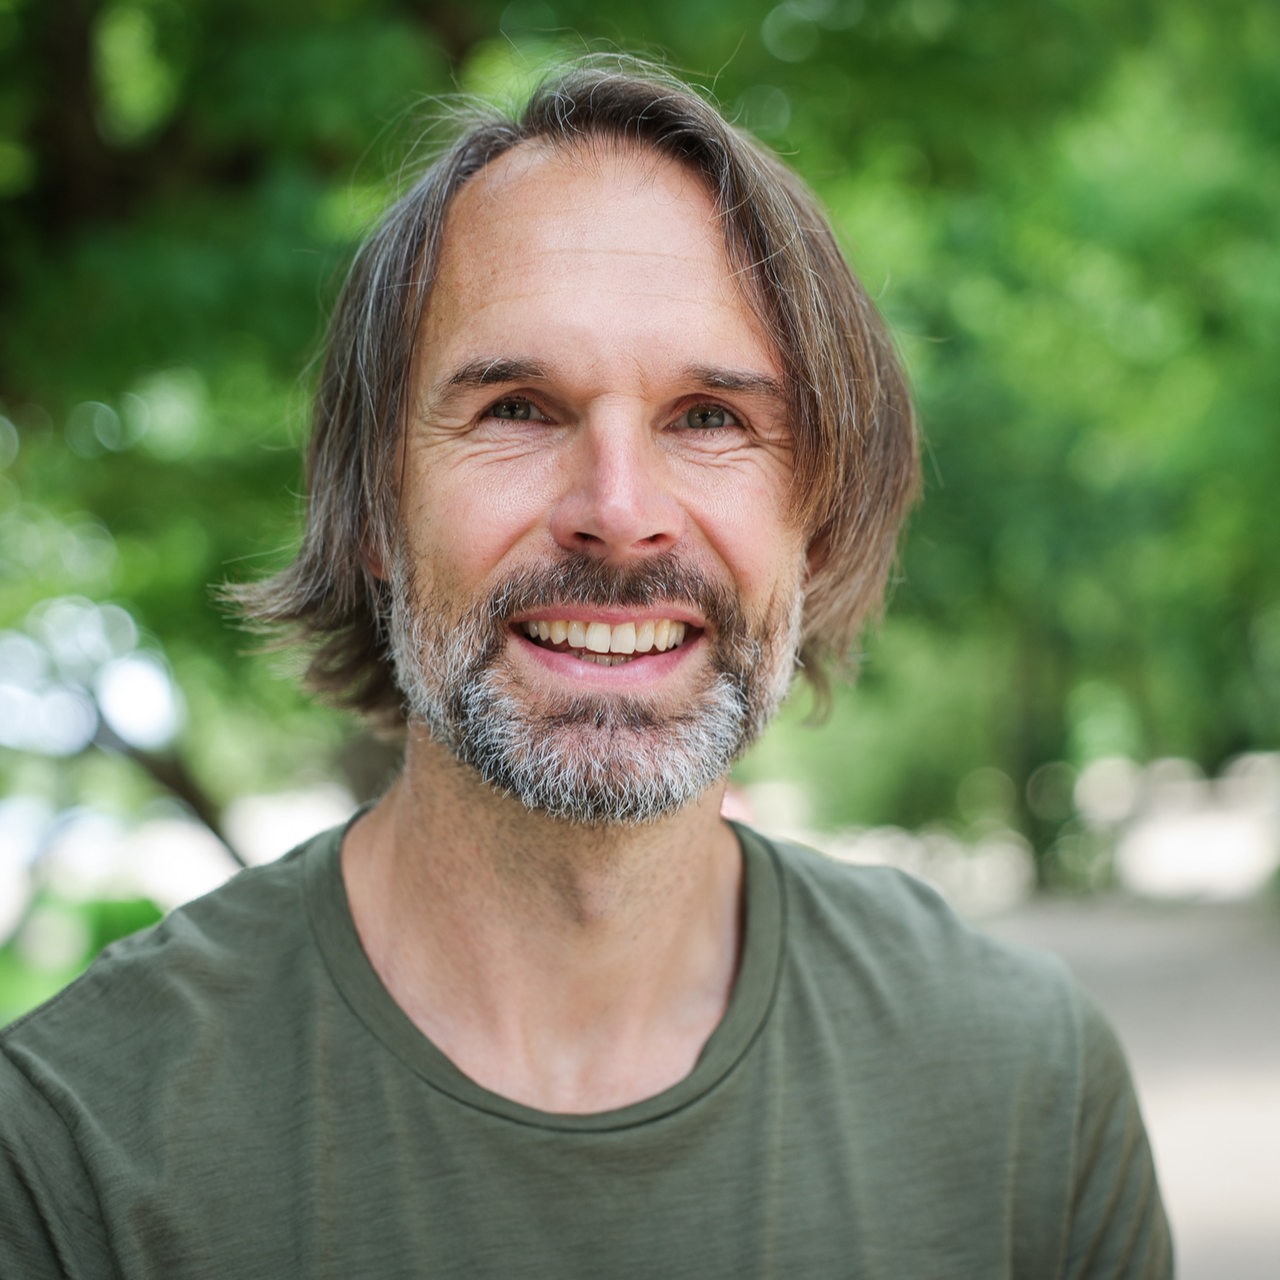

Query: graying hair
[[230, 56, 919, 722], [385, 549, 800, 823]]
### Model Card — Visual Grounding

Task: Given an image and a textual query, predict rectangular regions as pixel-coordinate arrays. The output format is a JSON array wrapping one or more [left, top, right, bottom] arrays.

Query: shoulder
[[764, 829, 1067, 985], [754, 829, 1086, 1058], [0, 824, 336, 1117], [751, 830, 1173, 1274], [0, 825, 341, 1275]]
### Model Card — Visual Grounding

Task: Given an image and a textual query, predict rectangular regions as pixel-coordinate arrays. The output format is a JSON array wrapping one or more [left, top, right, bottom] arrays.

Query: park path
[[982, 895, 1280, 1280]]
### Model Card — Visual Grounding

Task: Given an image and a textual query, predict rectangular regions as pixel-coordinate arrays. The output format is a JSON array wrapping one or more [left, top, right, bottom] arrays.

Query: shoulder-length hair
[[230, 57, 919, 723]]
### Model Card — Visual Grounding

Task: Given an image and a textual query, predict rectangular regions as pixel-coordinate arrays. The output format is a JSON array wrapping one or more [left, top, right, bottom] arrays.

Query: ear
[[361, 538, 389, 583], [805, 532, 829, 580]]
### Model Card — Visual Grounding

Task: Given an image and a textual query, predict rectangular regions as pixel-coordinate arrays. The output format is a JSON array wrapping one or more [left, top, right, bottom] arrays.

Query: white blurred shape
[[96, 652, 182, 749], [97, 604, 139, 657], [225, 785, 356, 866], [1217, 752, 1280, 813], [0, 630, 47, 687], [32, 596, 124, 683], [0, 796, 51, 942], [17, 904, 90, 972], [32, 686, 98, 755], [1118, 806, 1279, 900], [1075, 755, 1142, 825], [820, 823, 1035, 917], [1145, 756, 1205, 810], [0, 795, 53, 869], [743, 779, 812, 832], [0, 685, 34, 747], [42, 809, 127, 900], [134, 366, 205, 459], [39, 806, 235, 911], [124, 816, 241, 909]]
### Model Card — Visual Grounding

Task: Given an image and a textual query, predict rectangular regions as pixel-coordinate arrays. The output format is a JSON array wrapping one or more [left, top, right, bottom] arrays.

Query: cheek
[[687, 477, 805, 590], [406, 461, 556, 578]]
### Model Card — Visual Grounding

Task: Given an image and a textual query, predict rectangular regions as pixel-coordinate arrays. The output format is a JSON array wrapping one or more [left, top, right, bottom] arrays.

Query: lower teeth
[[576, 653, 634, 666]]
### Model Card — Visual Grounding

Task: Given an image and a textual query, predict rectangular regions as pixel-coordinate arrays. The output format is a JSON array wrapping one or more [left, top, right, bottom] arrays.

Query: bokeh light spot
[[96, 652, 183, 750]]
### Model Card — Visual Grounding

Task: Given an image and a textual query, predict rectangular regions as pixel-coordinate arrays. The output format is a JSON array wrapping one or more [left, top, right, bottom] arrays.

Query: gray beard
[[386, 550, 802, 826]]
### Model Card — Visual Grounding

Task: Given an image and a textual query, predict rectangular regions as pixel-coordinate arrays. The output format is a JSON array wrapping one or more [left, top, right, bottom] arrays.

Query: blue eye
[[682, 404, 736, 430], [488, 397, 544, 421]]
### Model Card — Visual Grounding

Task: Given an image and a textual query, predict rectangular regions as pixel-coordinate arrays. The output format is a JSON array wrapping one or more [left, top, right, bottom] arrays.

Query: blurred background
[[1, 0, 1277, 1273]]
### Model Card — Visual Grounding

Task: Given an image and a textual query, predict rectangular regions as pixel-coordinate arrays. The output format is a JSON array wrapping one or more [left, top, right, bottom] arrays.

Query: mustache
[[480, 553, 743, 635], [387, 546, 770, 687]]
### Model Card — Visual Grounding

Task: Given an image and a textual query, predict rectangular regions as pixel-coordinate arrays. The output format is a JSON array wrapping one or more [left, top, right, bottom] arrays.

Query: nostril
[[548, 458, 687, 556]]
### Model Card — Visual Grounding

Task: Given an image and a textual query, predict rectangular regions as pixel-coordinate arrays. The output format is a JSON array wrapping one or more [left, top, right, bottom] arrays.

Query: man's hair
[[232, 57, 919, 721]]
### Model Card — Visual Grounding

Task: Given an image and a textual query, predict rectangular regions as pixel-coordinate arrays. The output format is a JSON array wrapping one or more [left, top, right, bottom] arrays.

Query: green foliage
[[1, 0, 1276, 918]]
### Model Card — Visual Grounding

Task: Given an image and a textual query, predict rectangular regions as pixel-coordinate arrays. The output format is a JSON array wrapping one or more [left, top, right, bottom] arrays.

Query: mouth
[[516, 617, 696, 667]]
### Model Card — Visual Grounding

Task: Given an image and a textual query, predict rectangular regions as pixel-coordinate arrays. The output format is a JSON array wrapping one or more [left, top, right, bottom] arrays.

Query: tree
[[2, 0, 1276, 915]]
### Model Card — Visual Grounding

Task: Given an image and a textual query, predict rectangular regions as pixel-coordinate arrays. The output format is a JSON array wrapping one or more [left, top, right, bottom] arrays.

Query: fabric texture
[[0, 821, 1173, 1278]]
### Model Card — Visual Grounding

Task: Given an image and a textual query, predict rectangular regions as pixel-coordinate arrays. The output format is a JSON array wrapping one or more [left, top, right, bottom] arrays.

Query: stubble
[[386, 548, 802, 825]]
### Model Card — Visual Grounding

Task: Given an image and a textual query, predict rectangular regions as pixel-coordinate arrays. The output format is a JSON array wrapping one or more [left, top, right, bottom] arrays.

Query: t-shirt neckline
[[304, 815, 785, 1132]]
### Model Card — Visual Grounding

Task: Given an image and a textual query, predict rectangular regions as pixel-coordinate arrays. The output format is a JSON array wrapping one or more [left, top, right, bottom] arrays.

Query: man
[[0, 61, 1171, 1276]]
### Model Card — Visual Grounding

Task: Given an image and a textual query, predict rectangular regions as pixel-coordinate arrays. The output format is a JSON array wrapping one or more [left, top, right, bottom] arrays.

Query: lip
[[509, 606, 707, 628], [510, 626, 706, 689]]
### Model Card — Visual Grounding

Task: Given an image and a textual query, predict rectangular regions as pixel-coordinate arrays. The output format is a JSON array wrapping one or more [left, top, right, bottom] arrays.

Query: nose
[[548, 414, 686, 560]]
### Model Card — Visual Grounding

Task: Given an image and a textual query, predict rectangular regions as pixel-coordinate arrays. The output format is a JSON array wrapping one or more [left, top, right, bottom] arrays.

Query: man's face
[[388, 141, 808, 823]]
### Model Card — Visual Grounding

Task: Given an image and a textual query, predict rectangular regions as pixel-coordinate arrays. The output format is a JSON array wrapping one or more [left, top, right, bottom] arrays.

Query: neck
[[342, 730, 744, 1113]]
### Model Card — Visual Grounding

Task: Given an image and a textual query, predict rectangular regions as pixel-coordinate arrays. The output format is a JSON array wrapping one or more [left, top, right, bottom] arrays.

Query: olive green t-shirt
[[0, 822, 1171, 1278]]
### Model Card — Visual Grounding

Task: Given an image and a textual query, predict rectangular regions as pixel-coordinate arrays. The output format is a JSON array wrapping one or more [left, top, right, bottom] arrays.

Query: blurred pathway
[[982, 895, 1280, 1280]]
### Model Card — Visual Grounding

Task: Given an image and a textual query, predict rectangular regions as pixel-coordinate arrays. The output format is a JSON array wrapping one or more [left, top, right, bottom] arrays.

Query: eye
[[486, 396, 547, 422], [680, 403, 739, 431]]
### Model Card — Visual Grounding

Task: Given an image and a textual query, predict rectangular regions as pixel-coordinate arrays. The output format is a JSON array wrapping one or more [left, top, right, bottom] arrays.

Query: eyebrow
[[682, 364, 787, 403], [431, 357, 550, 404], [427, 357, 787, 408]]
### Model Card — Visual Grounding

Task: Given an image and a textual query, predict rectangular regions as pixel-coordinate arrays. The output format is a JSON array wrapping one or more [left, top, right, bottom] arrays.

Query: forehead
[[419, 140, 776, 378], [443, 138, 725, 275]]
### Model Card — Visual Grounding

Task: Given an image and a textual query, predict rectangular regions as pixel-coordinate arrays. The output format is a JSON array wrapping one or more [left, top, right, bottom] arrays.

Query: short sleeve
[[0, 1046, 117, 1280], [1062, 989, 1174, 1279]]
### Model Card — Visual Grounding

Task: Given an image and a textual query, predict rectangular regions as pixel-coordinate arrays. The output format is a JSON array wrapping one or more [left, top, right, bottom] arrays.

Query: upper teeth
[[521, 619, 688, 654]]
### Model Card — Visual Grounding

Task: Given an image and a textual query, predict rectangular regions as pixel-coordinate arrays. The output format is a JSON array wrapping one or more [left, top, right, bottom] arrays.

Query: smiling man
[[380, 140, 806, 842], [0, 62, 1171, 1277]]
